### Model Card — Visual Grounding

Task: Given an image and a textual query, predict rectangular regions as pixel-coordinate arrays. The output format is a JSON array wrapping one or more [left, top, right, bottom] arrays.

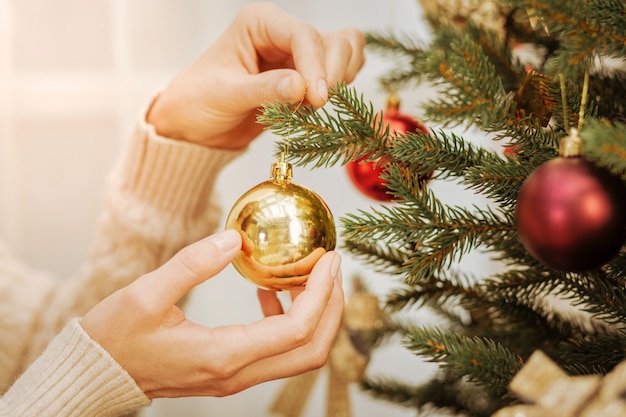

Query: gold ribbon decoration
[[418, 0, 509, 43], [269, 279, 383, 417], [514, 68, 557, 127], [494, 350, 626, 417]]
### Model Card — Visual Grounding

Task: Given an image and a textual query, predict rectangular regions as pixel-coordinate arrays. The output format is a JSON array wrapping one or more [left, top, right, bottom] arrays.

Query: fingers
[[230, 69, 308, 109], [235, 3, 365, 107], [284, 252, 342, 327], [289, 28, 328, 106], [288, 26, 365, 107], [289, 26, 365, 106], [323, 28, 367, 86], [149, 252, 343, 397], [209, 252, 343, 366], [239, 3, 327, 105], [222, 261, 345, 391], [257, 289, 284, 316], [104, 247, 342, 398], [131, 229, 242, 311]]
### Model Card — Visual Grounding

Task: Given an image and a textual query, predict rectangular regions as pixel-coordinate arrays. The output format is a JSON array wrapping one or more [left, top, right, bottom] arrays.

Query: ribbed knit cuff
[[1, 319, 150, 417], [115, 119, 243, 219]]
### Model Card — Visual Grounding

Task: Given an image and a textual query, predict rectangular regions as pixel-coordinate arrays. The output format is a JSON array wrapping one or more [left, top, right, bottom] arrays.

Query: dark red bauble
[[346, 103, 429, 202], [516, 156, 626, 272]]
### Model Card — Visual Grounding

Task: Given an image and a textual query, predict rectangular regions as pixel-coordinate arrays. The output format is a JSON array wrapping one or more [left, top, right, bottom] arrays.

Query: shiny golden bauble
[[225, 157, 336, 291]]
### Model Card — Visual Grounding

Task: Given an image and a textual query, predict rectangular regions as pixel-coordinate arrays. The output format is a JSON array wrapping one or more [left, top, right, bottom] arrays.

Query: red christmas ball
[[345, 154, 392, 201], [516, 156, 626, 272], [346, 99, 429, 202]]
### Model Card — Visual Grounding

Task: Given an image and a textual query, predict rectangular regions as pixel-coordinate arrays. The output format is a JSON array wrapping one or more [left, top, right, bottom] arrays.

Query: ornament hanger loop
[[281, 83, 309, 161], [558, 70, 590, 132], [577, 71, 590, 131], [558, 70, 590, 156], [272, 84, 308, 183], [271, 151, 293, 182]]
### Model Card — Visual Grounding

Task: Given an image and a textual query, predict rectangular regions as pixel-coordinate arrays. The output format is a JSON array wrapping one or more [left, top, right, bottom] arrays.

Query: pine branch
[[365, 32, 428, 59], [483, 269, 563, 307], [339, 206, 425, 251], [584, 0, 626, 39], [606, 251, 626, 285], [510, 0, 626, 73], [465, 22, 522, 93], [359, 377, 424, 409], [259, 4, 626, 414], [365, 32, 430, 92], [380, 163, 430, 202], [479, 269, 626, 363], [557, 329, 626, 375], [390, 129, 496, 180], [421, 36, 510, 129], [581, 120, 626, 180], [258, 83, 383, 168], [560, 270, 626, 324], [433, 270, 576, 359], [588, 71, 626, 120], [361, 372, 500, 417], [463, 158, 528, 206], [341, 238, 410, 275], [404, 327, 524, 399], [479, 295, 574, 358], [340, 188, 514, 283], [499, 124, 561, 164], [385, 271, 478, 313]]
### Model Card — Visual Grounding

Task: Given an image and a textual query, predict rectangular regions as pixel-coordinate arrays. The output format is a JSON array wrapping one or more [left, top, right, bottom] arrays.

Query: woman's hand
[[146, 2, 365, 149], [80, 229, 344, 398]]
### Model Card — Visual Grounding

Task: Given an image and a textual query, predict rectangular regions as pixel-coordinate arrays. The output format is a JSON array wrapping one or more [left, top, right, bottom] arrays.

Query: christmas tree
[[259, 0, 626, 415]]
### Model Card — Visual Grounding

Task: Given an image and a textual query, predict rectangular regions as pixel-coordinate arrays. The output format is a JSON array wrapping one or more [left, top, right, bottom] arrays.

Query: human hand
[[146, 2, 365, 149], [80, 229, 344, 398]]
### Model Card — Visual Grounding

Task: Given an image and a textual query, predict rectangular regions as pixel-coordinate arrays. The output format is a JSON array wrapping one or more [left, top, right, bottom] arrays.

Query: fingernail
[[278, 76, 293, 100], [211, 229, 241, 251], [330, 252, 341, 277], [317, 79, 328, 102]]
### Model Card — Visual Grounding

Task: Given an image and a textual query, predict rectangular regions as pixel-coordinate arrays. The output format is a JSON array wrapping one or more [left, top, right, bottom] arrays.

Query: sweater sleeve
[[21, 113, 244, 363], [0, 319, 150, 417], [0, 99, 245, 415]]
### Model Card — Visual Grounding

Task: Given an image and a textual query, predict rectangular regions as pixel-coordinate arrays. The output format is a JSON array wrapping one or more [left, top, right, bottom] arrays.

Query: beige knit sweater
[[0, 112, 242, 417]]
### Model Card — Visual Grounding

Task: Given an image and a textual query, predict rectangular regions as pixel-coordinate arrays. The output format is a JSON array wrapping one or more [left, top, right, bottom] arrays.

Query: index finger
[[237, 3, 328, 106], [207, 251, 343, 366], [131, 230, 242, 311]]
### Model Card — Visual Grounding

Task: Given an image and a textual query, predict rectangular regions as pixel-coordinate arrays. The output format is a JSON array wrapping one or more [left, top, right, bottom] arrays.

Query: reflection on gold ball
[[225, 159, 336, 291]]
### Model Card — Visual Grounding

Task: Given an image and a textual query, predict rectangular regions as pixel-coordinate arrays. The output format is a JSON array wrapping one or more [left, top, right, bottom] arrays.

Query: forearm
[[24, 108, 243, 362]]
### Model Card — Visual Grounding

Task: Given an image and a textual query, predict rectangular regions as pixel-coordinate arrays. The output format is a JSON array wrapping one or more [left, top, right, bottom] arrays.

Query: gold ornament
[[514, 69, 557, 127], [225, 153, 336, 291]]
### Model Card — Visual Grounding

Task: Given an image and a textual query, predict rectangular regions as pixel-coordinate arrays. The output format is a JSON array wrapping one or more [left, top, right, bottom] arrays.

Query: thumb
[[134, 229, 242, 310], [237, 69, 308, 108]]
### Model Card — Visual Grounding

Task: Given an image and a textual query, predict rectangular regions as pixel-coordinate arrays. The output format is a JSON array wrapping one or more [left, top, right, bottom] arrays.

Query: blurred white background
[[0, 1, 496, 416]]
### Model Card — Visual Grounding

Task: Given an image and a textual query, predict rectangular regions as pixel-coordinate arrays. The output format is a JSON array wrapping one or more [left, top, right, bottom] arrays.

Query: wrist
[[145, 94, 187, 142], [144, 93, 255, 150]]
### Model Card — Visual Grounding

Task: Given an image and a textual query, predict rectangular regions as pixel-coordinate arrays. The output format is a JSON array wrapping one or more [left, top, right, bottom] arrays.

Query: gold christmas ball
[[225, 157, 336, 291]]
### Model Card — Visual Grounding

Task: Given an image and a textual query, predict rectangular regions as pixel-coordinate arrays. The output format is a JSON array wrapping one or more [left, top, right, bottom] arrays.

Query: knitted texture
[[0, 108, 243, 415], [0, 319, 150, 417]]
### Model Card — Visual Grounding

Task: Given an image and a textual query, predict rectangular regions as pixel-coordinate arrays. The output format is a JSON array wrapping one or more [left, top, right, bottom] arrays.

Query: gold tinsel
[[418, 0, 509, 43]]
